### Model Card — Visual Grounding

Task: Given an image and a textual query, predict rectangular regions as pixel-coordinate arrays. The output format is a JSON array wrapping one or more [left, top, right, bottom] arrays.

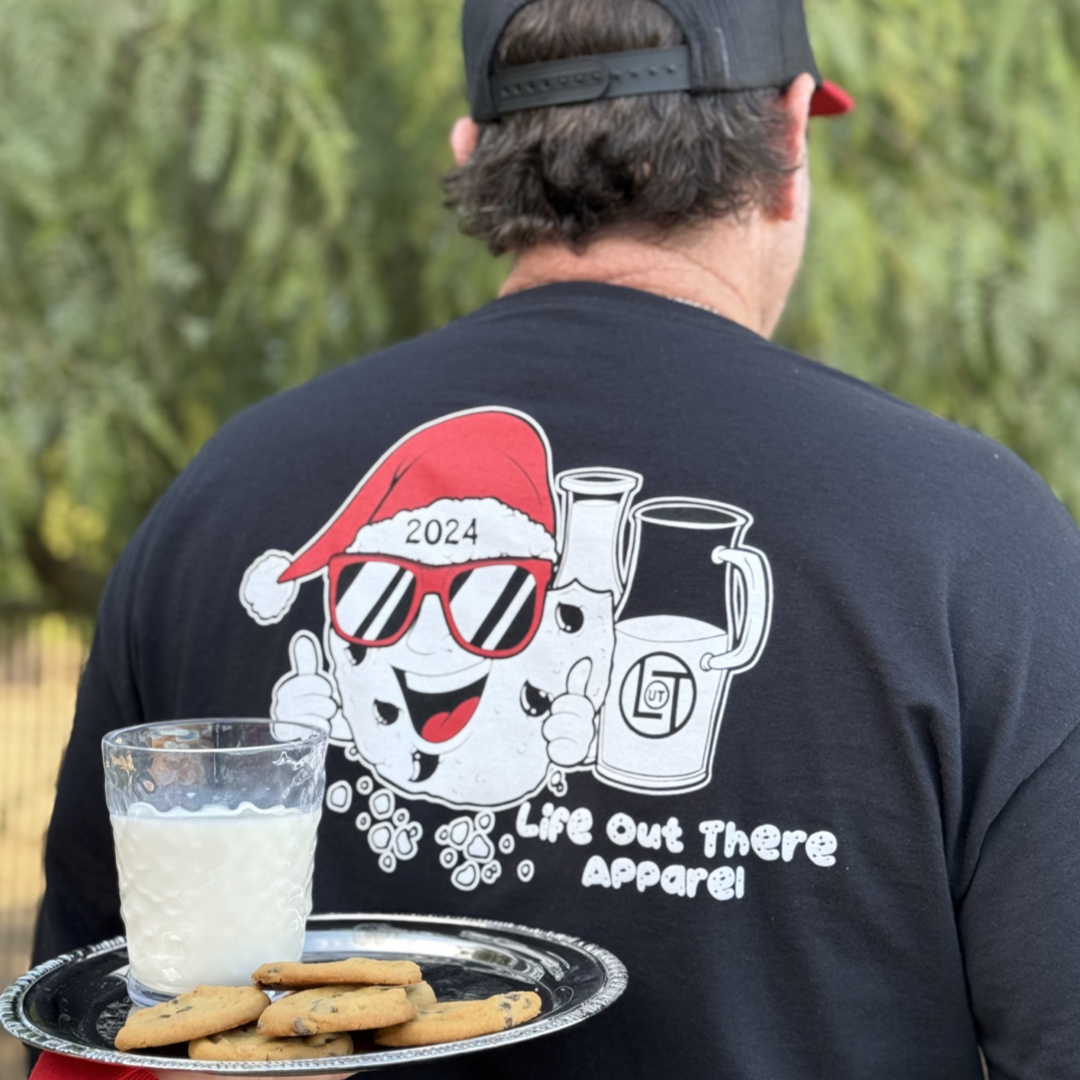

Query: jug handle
[[700, 546, 772, 672]]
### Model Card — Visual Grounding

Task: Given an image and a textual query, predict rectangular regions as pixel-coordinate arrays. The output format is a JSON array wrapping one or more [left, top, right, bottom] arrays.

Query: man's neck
[[499, 216, 787, 338]]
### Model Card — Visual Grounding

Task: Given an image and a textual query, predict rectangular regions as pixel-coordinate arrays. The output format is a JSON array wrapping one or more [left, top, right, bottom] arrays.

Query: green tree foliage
[[1, 0, 1078, 614], [0, 0, 503, 612], [785, 0, 1080, 506]]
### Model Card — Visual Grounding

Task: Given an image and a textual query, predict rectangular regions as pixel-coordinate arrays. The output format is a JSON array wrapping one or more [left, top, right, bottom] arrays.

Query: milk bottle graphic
[[597, 499, 772, 794], [554, 468, 641, 600]]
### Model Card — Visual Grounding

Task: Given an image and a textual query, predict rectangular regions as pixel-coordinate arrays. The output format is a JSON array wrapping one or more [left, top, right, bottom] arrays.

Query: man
[[31, 0, 1080, 1077]]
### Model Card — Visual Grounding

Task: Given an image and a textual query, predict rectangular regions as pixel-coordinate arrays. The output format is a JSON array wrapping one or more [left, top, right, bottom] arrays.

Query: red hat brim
[[810, 80, 855, 117]]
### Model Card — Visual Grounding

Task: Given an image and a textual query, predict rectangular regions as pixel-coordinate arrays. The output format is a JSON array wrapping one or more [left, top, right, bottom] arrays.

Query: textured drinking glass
[[102, 719, 328, 1006]]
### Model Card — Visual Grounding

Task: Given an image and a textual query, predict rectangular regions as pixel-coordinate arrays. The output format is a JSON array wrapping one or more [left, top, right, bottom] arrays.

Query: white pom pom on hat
[[239, 550, 299, 625]]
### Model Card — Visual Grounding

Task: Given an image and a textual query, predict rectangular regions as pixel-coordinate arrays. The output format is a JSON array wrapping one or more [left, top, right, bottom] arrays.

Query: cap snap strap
[[492, 46, 692, 115]]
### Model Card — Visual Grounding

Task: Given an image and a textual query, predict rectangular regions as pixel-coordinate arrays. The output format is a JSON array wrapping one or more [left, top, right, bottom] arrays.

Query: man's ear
[[772, 73, 815, 222], [450, 117, 480, 166]]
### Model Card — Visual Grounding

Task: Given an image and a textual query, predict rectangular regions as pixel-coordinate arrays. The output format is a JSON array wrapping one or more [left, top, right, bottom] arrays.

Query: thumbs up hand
[[271, 631, 342, 739], [542, 658, 597, 767]]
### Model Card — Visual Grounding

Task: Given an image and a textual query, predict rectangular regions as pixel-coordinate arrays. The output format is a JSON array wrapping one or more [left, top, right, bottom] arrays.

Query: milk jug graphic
[[597, 499, 772, 794]]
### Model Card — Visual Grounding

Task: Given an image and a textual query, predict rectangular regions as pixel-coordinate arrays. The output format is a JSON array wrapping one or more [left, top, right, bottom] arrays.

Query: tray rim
[[1, 911, 629, 1074]]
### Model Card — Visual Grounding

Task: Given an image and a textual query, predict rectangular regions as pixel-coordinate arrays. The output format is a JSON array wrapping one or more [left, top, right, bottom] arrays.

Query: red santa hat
[[240, 409, 557, 625]]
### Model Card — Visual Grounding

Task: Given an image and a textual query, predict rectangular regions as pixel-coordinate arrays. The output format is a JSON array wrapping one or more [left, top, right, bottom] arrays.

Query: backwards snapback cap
[[463, 0, 853, 121]]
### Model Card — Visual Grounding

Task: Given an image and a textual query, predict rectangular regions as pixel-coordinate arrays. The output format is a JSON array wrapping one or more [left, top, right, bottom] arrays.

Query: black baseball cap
[[463, 0, 853, 121]]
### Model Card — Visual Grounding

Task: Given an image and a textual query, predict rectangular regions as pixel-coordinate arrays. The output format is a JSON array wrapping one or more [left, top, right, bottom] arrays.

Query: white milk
[[111, 802, 320, 994]]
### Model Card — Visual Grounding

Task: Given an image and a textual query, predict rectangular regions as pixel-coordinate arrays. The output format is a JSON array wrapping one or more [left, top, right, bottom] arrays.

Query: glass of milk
[[102, 718, 328, 1006]]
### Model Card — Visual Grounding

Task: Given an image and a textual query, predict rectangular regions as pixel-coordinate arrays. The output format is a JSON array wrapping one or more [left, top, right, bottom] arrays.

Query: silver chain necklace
[[665, 294, 725, 319]]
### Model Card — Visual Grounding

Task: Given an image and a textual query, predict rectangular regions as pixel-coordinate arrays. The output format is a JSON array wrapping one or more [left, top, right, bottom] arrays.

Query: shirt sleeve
[[959, 720, 1080, 1079], [29, 1051, 155, 1080]]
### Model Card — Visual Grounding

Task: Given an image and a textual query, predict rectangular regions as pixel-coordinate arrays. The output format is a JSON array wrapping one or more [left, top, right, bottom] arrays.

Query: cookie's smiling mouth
[[393, 668, 488, 744]]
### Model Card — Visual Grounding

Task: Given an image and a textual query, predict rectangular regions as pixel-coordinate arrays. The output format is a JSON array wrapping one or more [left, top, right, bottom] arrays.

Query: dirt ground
[[0, 618, 85, 1080]]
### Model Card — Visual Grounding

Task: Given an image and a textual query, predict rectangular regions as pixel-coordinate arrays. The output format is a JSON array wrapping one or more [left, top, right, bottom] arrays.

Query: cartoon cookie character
[[240, 409, 615, 809]]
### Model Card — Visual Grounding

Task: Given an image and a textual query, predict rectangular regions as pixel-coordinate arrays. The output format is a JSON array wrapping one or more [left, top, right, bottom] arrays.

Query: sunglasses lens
[[448, 564, 539, 654], [335, 560, 417, 643]]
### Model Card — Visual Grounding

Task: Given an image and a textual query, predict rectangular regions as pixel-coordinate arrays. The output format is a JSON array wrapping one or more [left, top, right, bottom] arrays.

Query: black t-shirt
[[35, 284, 1080, 1079]]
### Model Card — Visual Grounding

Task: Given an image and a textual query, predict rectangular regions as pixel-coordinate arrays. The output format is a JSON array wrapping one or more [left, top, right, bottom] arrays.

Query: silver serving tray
[[1, 912, 628, 1075]]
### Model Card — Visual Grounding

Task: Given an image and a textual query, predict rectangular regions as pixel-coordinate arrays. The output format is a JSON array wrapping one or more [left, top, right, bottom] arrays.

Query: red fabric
[[281, 409, 556, 582], [811, 79, 855, 116], [30, 1051, 157, 1080]]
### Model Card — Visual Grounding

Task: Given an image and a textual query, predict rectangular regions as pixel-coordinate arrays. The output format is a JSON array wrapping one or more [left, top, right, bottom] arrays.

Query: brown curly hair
[[444, 0, 797, 255]]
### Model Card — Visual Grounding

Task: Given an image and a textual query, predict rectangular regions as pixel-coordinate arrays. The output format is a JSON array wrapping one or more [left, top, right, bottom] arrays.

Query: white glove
[[543, 658, 597, 767], [271, 631, 342, 740]]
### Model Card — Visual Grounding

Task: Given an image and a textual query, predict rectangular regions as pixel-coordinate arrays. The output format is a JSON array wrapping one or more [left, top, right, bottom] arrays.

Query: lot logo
[[618, 652, 696, 738]]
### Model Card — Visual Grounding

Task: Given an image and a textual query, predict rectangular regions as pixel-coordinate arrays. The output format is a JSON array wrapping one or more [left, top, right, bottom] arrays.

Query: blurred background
[[1, 0, 1079, 1072]]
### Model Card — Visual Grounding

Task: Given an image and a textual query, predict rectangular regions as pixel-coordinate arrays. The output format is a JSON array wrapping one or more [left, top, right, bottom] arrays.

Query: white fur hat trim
[[348, 497, 556, 565]]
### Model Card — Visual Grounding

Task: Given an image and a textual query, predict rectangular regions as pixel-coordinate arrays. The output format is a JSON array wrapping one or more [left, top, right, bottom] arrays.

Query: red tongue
[[421, 697, 481, 743]]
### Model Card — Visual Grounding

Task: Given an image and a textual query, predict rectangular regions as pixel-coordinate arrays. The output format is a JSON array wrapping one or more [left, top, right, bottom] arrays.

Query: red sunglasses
[[328, 554, 553, 659]]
